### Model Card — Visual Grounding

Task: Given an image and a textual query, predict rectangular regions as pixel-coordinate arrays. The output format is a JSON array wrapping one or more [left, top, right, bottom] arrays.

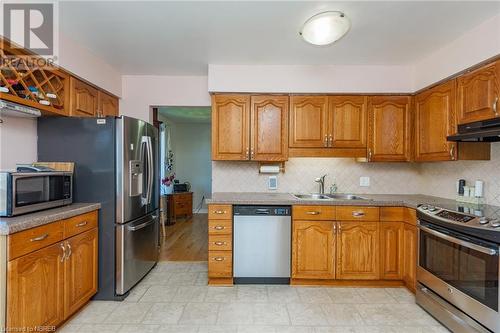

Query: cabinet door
[[380, 222, 403, 280], [403, 224, 417, 293], [212, 95, 250, 160], [69, 77, 98, 117], [251, 95, 289, 161], [337, 222, 379, 280], [329, 96, 367, 148], [7, 242, 64, 329], [415, 80, 457, 161], [457, 60, 500, 124], [98, 91, 119, 116], [292, 221, 335, 279], [289, 96, 329, 148], [368, 96, 412, 162]]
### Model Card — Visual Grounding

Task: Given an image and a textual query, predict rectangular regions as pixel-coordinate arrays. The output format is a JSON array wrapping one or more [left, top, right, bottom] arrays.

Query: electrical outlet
[[268, 176, 278, 190], [360, 176, 370, 187]]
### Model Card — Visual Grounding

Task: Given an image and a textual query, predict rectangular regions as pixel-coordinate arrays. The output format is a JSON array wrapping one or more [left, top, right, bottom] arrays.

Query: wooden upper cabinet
[[289, 96, 329, 148], [457, 60, 500, 124], [292, 221, 335, 279], [212, 95, 250, 160], [329, 96, 367, 148], [250, 95, 289, 161], [415, 80, 457, 161], [98, 91, 119, 117], [368, 96, 412, 162], [69, 77, 98, 117], [336, 221, 379, 280], [64, 229, 98, 318], [7, 242, 64, 329], [379, 222, 403, 280]]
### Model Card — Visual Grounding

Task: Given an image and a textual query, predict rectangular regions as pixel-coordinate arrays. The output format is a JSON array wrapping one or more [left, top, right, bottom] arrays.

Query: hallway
[[160, 214, 208, 261]]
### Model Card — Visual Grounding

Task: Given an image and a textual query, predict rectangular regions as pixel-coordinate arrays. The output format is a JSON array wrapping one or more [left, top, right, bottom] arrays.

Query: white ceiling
[[60, 1, 500, 76]]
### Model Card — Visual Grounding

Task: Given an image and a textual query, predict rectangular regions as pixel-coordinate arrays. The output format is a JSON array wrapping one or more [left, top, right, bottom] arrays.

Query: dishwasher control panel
[[233, 205, 291, 216]]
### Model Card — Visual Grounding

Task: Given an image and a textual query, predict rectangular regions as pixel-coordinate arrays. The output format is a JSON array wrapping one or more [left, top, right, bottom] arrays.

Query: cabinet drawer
[[293, 205, 335, 221], [336, 206, 379, 221], [208, 235, 232, 251], [380, 207, 404, 221], [64, 211, 98, 239], [174, 193, 192, 202], [208, 205, 232, 220], [8, 221, 64, 260], [208, 219, 232, 235], [208, 251, 232, 278]]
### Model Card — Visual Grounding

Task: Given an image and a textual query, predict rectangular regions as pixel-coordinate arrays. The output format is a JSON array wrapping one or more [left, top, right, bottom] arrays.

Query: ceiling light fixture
[[300, 11, 350, 46]]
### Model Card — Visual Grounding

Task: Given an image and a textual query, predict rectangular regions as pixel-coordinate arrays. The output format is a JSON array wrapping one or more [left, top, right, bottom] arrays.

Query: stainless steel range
[[416, 204, 500, 333]]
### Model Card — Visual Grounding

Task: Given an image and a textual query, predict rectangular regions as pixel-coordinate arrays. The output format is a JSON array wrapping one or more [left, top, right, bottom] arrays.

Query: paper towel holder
[[258, 162, 286, 174]]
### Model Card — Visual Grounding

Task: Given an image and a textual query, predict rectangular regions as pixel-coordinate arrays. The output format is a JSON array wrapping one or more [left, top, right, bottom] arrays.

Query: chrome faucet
[[315, 174, 327, 194]]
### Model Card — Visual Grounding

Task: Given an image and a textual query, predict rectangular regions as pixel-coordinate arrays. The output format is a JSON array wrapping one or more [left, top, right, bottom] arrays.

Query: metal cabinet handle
[[245, 147, 249, 159], [250, 148, 254, 159], [324, 135, 328, 147], [306, 211, 320, 215], [76, 221, 88, 227], [66, 242, 72, 259], [352, 211, 365, 217], [213, 225, 225, 230], [333, 223, 337, 234], [449, 145, 455, 160], [368, 148, 372, 161], [214, 241, 226, 246], [30, 234, 48, 242], [328, 135, 333, 147], [213, 257, 225, 261], [338, 224, 342, 233], [493, 97, 498, 116], [60, 243, 66, 262], [213, 210, 226, 215]]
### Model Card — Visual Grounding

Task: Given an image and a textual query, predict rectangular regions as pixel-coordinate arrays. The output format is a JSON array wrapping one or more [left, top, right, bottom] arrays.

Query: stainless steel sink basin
[[293, 193, 368, 201], [293, 193, 332, 200], [326, 193, 367, 200]]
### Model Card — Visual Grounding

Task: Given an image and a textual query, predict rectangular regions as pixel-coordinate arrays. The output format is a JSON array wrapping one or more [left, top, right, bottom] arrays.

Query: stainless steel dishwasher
[[233, 205, 291, 284]]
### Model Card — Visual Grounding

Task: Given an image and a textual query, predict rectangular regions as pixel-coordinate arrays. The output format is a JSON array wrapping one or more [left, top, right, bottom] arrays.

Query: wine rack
[[0, 47, 69, 116]]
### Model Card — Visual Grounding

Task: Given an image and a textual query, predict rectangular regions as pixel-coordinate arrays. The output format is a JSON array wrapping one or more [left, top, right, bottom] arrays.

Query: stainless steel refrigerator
[[37, 116, 160, 300]]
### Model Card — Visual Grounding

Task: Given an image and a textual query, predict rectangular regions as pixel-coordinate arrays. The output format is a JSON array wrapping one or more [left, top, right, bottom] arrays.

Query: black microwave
[[0, 171, 73, 217]]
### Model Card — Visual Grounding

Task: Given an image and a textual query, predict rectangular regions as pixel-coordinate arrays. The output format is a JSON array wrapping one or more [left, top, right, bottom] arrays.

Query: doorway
[[156, 106, 211, 261]]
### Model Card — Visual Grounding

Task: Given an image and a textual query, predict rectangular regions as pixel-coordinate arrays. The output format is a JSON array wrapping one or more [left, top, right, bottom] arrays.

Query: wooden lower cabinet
[[7, 242, 64, 330], [379, 222, 403, 280], [208, 204, 233, 285], [403, 223, 418, 293], [6, 212, 99, 330], [64, 228, 98, 317], [336, 222, 380, 280], [292, 221, 335, 279]]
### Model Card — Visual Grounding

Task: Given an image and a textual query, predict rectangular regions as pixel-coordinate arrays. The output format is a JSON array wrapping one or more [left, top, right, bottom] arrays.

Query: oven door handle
[[419, 225, 498, 256]]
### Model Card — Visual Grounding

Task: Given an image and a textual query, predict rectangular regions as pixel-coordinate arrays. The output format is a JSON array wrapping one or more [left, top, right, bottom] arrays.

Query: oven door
[[418, 221, 499, 332], [12, 173, 72, 215]]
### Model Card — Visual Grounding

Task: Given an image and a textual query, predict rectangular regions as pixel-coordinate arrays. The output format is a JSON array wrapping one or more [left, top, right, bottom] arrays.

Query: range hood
[[0, 99, 42, 118], [447, 117, 500, 142]]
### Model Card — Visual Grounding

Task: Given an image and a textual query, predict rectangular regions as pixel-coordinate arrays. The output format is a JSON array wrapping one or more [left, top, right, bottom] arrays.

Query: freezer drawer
[[116, 211, 159, 295]]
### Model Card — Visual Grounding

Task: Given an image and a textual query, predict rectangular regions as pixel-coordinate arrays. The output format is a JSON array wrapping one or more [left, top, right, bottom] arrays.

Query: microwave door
[[116, 117, 150, 224]]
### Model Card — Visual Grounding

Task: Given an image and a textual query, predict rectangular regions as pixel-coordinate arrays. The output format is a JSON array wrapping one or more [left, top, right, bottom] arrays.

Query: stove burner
[[435, 210, 475, 223]]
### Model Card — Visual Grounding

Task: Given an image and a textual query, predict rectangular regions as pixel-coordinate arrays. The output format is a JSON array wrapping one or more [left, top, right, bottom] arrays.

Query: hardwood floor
[[159, 213, 208, 261]]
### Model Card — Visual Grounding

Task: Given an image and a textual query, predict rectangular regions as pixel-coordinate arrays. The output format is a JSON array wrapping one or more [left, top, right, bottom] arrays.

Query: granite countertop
[[206, 192, 495, 211], [0, 203, 101, 235]]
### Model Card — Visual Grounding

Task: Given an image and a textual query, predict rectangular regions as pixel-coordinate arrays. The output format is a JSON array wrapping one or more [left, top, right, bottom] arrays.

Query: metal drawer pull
[[214, 241, 226, 246], [76, 221, 88, 227], [213, 257, 225, 261], [306, 211, 320, 215], [66, 243, 72, 259], [214, 226, 225, 230], [60, 243, 66, 262], [30, 234, 48, 242], [493, 97, 498, 116], [352, 211, 365, 217], [213, 210, 226, 215]]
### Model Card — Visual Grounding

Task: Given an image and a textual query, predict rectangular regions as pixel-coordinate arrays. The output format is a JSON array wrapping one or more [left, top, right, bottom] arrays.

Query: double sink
[[293, 193, 369, 201]]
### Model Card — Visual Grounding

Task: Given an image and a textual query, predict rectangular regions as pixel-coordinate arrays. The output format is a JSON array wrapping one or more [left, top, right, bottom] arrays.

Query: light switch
[[360, 176, 370, 187], [268, 176, 278, 190]]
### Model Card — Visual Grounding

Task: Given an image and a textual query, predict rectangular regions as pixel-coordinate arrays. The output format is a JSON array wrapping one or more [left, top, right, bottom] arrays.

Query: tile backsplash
[[212, 143, 500, 206]]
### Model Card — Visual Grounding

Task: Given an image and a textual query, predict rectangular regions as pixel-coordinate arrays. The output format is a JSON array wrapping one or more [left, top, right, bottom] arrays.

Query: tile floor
[[59, 262, 449, 333]]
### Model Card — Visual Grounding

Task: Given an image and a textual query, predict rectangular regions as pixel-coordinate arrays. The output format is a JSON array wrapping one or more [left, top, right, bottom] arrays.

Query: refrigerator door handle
[[140, 136, 153, 206]]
